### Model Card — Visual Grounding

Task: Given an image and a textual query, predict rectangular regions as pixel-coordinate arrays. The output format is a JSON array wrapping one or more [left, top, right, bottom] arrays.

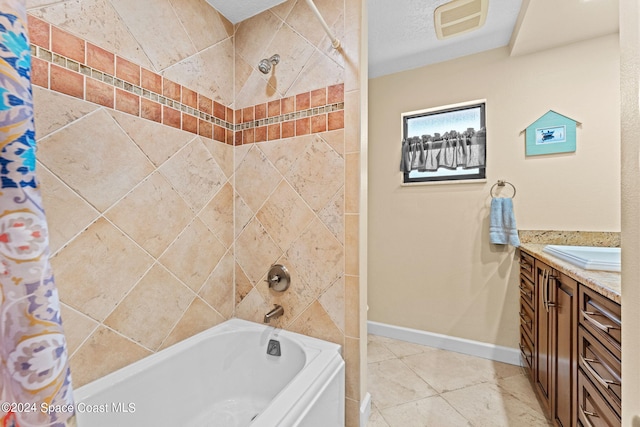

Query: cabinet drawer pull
[[580, 355, 621, 389], [519, 284, 532, 298], [580, 405, 598, 427], [519, 343, 531, 359], [582, 310, 620, 333], [519, 311, 532, 327]]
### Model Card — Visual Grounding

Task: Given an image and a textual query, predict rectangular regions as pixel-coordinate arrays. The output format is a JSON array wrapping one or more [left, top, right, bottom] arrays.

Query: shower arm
[[303, 0, 341, 49]]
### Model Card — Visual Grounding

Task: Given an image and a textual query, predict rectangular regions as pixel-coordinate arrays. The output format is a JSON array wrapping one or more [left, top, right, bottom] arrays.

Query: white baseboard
[[360, 392, 371, 427], [367, 321, 521, 366]]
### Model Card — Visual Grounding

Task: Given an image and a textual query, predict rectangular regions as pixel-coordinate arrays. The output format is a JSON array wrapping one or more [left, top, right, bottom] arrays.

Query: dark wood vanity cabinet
[[519, 250, 621, 427], [533, 259, 578, 427]]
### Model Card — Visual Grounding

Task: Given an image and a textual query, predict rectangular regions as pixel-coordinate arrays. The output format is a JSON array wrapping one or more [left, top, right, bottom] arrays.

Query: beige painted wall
[[368, 34, 620, 348], [620, 0, 640, 424]]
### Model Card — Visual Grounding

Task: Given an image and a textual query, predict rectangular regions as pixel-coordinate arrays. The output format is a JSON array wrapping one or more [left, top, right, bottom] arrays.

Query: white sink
[[542, 245, 621, 272]]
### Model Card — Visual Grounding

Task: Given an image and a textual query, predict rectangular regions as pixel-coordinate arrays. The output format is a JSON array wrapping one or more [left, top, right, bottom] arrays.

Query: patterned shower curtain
[[0, 1, 74, 426]]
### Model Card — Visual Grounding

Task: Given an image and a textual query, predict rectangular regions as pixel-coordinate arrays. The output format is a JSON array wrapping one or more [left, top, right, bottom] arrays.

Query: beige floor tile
[[402, 348, 521, 393], [498, 373, 549, 414], [367, 335, 396, 363], [380, 395, 471, 427], [367, 405, 390, 427], [368, 358, 438, 409], [374, 335, 434, 358], [442, 382, 552, 427]]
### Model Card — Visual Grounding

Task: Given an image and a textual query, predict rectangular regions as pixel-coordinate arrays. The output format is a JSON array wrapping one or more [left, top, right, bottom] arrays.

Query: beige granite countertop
[[519, 243, 621, 304]]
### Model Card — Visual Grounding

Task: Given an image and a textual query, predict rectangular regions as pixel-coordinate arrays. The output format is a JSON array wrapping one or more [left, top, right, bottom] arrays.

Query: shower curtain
[[0, 1, 75, 426]]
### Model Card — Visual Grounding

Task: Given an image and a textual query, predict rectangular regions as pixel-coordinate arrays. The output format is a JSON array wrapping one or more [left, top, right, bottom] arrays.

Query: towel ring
[[490, 180, 516, 199]]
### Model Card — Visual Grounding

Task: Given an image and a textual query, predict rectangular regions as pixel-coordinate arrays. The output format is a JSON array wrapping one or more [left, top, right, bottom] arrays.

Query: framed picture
[[401, 100, 486, 184], [525, 110, 579, 156]]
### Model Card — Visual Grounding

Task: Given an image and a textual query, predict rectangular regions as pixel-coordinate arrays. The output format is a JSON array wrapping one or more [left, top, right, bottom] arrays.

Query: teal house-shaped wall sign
[[524, 110, 580, 156]]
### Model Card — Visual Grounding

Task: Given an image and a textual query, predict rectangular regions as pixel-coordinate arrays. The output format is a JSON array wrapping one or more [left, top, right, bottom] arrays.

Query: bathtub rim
[[74, 318, 344, 409]]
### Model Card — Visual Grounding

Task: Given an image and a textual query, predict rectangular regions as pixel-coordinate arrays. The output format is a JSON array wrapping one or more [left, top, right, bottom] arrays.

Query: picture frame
[[524, 110, 579, 156]]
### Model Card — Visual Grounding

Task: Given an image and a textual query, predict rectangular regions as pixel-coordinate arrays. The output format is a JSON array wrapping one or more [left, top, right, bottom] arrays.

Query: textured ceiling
[[368, 0, 523, 78], [368, 0, 619, 78], [202, 0, 619, 79]]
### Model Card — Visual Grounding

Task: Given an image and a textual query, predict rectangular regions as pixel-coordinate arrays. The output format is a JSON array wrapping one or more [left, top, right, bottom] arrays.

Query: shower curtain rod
[[303, 0, 341, 49]]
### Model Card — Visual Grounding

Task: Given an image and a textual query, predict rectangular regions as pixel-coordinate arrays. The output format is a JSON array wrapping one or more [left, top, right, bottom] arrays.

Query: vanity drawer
[[519, 297, 534, 341], [577, 369, 621, 427], [519, 275, 535, 309], [579, 286, 621, 360], [519, 326, 534, 380], [519, 251, 535, 282], [578, 326, 621, 415]]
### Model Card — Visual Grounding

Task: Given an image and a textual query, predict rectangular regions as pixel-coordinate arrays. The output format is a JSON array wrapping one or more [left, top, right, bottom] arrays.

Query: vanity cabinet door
[[534, 259, 552, 415], [551, 273, 578, 427], [534, 259, 578, 427]]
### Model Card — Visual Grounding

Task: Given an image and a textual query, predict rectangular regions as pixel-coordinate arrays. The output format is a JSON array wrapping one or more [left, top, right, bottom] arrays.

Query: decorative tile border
[[234, 83, 345, 145], [27, 15, 345, 145]]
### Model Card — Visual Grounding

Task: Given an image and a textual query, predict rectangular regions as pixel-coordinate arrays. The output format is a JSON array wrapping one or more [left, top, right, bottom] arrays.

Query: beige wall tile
[[286, 135, 344, 212], [288, 300, 343, 345], [345, 214, 359, 276], [159, 218, 226, 292], [37, 109, 155, 212], [235, 287, 270, 324], [159, 297, 224, 350], [285, 0, 343, 48], [256, 180, 315, 252], [235, 11, 282, 69], [345, 152, 359, 213], [319, 275, 345, 332], [234, 69, 280, 109], [106, 172, 193, 257], [319, 129, 345, 157], [269, 0, 296, 20], [318, 186, 344, 244], [286, 217, 343, 294], [199, 250, 234, 319], [344, 336, 360, 400], [70, 326, 151, 387], [109, 0, 196, 71], [53, 218, 154, 321], [199, 182, 234, 249], [234, 192, 254, 238], [235, 262, 254, 306], [234, 145, 282, 213], [162, 40, 234, 105], [38, 164, 99, 254], [104, 264, 194, 350], [258, 136, 314, 175], [30, 0, 153, 69], [286, 50, 344, 97], [235, 218, 282, 284], [344, 90, 361, 154], [344, 275, 359, 338], [33, 87, 98, 139], [159, 138, 227, 213], [109, 110, 193, 167], [261, 24, 316, 97], [201, 138, 234, 179], [168, 0, 232, 52]]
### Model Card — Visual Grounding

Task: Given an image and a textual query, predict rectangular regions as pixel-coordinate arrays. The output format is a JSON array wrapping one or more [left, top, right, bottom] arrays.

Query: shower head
[[258, 54, 280, 74]]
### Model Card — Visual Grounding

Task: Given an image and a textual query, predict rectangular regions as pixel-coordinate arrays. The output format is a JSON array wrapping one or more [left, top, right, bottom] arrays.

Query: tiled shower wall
[[27, 0, 363, 424]]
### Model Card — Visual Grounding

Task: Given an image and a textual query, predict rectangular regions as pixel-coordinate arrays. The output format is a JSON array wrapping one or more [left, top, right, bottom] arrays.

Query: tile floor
[[366, 334, 552, 427]]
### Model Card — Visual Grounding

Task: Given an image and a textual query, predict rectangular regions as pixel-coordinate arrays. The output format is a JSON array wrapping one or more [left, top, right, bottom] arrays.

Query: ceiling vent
[[434, 0, 489, 40]]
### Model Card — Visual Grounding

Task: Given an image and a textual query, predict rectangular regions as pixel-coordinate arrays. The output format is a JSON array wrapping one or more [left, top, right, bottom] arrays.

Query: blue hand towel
[[489, 197, 520, 247]]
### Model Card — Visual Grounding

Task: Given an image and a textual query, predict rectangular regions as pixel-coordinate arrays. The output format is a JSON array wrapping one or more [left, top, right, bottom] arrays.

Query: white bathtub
[[74, 318, 345, 427]]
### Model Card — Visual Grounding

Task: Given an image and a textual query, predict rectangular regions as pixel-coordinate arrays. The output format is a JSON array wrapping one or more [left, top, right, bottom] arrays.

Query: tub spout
[[264, 304, 284, 323]]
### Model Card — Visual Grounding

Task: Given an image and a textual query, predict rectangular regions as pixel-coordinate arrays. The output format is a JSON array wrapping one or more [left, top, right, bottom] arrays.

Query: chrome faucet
[[264, 304, 284, 323]]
